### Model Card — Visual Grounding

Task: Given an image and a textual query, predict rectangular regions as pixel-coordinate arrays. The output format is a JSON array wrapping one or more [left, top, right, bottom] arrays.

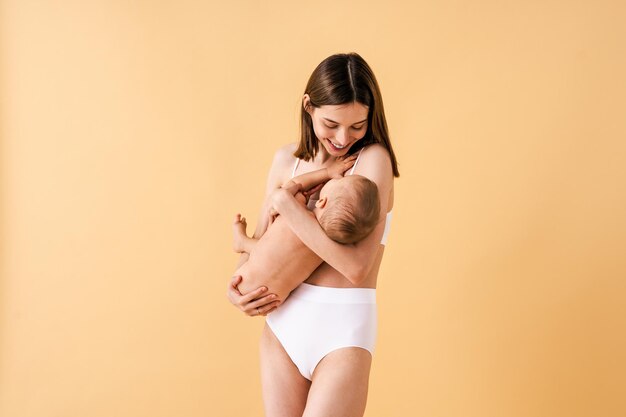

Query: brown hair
[[295, 52, 399, 177], [318, 176, 381, 244]]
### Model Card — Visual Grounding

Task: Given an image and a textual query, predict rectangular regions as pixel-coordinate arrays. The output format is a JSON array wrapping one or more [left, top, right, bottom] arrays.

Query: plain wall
[[1, 1, 625, 416]]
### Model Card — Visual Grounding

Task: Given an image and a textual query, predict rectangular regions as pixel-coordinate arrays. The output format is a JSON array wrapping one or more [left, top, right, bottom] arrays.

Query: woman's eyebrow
[[323, 117, 368, 125]]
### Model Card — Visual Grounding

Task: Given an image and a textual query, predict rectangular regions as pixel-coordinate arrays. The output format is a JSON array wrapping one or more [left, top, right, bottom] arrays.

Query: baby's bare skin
[[234, 210, 323, 302], [232, 155, 358, 303]]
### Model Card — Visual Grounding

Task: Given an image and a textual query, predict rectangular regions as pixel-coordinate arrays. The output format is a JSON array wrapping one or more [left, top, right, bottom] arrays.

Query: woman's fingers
[[238, 285, 269, 305], [243, 295, 280, 316], [244, 293, 279, 312], [226, 276, 244, 305], [230, 275, 242, 290], [260, 303, 280, 316], [226, 276, 279, 317], [244, 300, 280, 317]]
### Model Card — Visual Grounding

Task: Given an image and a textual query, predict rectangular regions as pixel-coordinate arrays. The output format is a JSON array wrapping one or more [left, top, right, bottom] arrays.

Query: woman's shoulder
[[272, 142, 298, 166], [359, 143, 393, 174], [350, 143, 394, 195], [266, 143, 299, 185]]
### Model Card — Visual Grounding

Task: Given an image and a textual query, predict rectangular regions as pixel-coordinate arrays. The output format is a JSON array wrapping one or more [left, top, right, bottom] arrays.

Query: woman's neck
[[315, 147, 333, 165]]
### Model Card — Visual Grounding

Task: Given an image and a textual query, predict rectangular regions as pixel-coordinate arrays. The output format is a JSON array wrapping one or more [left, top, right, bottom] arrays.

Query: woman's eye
[[324, 123, 365, 130]]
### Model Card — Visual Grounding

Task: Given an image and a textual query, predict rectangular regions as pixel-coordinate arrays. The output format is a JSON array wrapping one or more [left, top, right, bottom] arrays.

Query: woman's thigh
[[303, 347, 372, 417], [260, 323, 311, 417]]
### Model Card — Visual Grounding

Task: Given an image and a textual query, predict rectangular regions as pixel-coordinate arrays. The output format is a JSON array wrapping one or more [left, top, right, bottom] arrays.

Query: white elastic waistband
[[290, 283, 376, 304]]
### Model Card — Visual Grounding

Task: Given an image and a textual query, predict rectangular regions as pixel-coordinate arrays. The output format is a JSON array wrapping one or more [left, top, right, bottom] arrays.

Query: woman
[[228, 52, 399, 417]]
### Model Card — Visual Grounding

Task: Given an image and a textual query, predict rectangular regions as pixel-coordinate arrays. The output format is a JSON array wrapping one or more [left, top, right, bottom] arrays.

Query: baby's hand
[[327, 153, 358, 178]]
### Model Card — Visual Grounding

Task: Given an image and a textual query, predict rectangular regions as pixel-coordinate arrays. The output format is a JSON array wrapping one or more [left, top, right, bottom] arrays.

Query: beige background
[[1, 1, 625, 416]]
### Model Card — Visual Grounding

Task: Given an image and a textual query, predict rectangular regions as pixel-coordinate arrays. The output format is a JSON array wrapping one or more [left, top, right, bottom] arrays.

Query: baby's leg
[[232, 214, 258, 253]]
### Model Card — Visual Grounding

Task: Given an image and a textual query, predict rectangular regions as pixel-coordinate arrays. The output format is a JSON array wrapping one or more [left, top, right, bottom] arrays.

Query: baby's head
[[313, 175, 380, 244]]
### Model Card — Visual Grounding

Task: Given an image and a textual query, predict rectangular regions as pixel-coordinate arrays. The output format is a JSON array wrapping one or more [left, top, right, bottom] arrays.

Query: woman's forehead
[[316, 102, 369, 123]]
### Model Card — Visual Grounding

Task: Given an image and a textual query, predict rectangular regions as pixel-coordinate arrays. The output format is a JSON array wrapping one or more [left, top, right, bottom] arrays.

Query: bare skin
[[232, 156, 359, 304], [227, 99, 394, 417]]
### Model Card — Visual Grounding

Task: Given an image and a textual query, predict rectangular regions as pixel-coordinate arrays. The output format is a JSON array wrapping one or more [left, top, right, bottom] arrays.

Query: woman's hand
[[227, 275, 280, 317]]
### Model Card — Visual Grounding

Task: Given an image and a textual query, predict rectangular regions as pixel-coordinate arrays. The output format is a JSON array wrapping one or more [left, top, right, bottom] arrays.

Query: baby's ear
[[315, 197, 327, 208]]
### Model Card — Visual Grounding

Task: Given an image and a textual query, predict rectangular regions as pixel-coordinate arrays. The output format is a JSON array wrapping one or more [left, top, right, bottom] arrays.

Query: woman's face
[[305, 96, 369, 157]]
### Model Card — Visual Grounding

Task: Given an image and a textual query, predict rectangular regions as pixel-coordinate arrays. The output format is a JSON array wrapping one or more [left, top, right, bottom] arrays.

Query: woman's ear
[[303, 94, 313, 115], [315, 196, 327, 209]]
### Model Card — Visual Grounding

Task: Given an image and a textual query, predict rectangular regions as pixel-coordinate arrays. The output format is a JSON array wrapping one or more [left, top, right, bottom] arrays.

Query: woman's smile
[[326, 138, 351, 151]]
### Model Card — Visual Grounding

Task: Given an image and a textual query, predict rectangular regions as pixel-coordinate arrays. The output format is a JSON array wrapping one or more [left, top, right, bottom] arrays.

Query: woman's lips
[[326, 138, 349, 151]]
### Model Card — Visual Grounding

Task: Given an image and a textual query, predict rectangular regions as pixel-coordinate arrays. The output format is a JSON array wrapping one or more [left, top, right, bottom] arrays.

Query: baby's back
[[235, 216, 322, 302]]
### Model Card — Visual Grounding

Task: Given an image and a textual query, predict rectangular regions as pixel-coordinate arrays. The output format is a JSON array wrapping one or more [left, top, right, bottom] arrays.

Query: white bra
[[291, 147, 392, 246]]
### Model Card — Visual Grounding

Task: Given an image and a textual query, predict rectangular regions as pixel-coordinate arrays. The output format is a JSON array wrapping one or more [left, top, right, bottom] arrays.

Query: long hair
[[295, 52, 399, 177]]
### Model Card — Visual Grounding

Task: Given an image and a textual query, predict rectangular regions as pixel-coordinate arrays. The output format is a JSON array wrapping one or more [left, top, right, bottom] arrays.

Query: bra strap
[[349, 147, 365, 175], [291, 158, 301, 179]]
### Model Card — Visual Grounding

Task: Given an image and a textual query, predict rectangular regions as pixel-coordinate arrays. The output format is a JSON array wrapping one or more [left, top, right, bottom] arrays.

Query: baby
[[232, 155, 380, 303]]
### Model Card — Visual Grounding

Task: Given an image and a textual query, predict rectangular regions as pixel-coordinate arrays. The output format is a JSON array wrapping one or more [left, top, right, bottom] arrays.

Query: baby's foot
[[232, 214, 248, 253]]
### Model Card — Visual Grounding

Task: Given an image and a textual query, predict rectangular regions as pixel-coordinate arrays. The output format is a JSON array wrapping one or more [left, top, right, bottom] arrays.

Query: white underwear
[[265, 283, 377, 381]]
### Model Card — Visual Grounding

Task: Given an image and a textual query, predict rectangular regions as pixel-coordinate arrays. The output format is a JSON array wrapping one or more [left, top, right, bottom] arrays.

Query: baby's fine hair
[[319, 176, 381, 244]]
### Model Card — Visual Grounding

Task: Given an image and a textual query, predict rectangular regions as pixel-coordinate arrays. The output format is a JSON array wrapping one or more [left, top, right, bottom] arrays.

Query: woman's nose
[[336, 128, 350, 145]]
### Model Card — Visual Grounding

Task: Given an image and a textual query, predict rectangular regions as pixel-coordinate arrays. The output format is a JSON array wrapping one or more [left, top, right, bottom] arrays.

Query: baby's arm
[[266, 155, 356, 221], [282, 154, 357, 195]]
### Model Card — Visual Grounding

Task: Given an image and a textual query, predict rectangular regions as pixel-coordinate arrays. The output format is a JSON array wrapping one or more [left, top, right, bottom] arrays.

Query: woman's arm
[[228, 144, 296, 316], [271, 144, 394, 285], [249, 147, 296, 240]]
